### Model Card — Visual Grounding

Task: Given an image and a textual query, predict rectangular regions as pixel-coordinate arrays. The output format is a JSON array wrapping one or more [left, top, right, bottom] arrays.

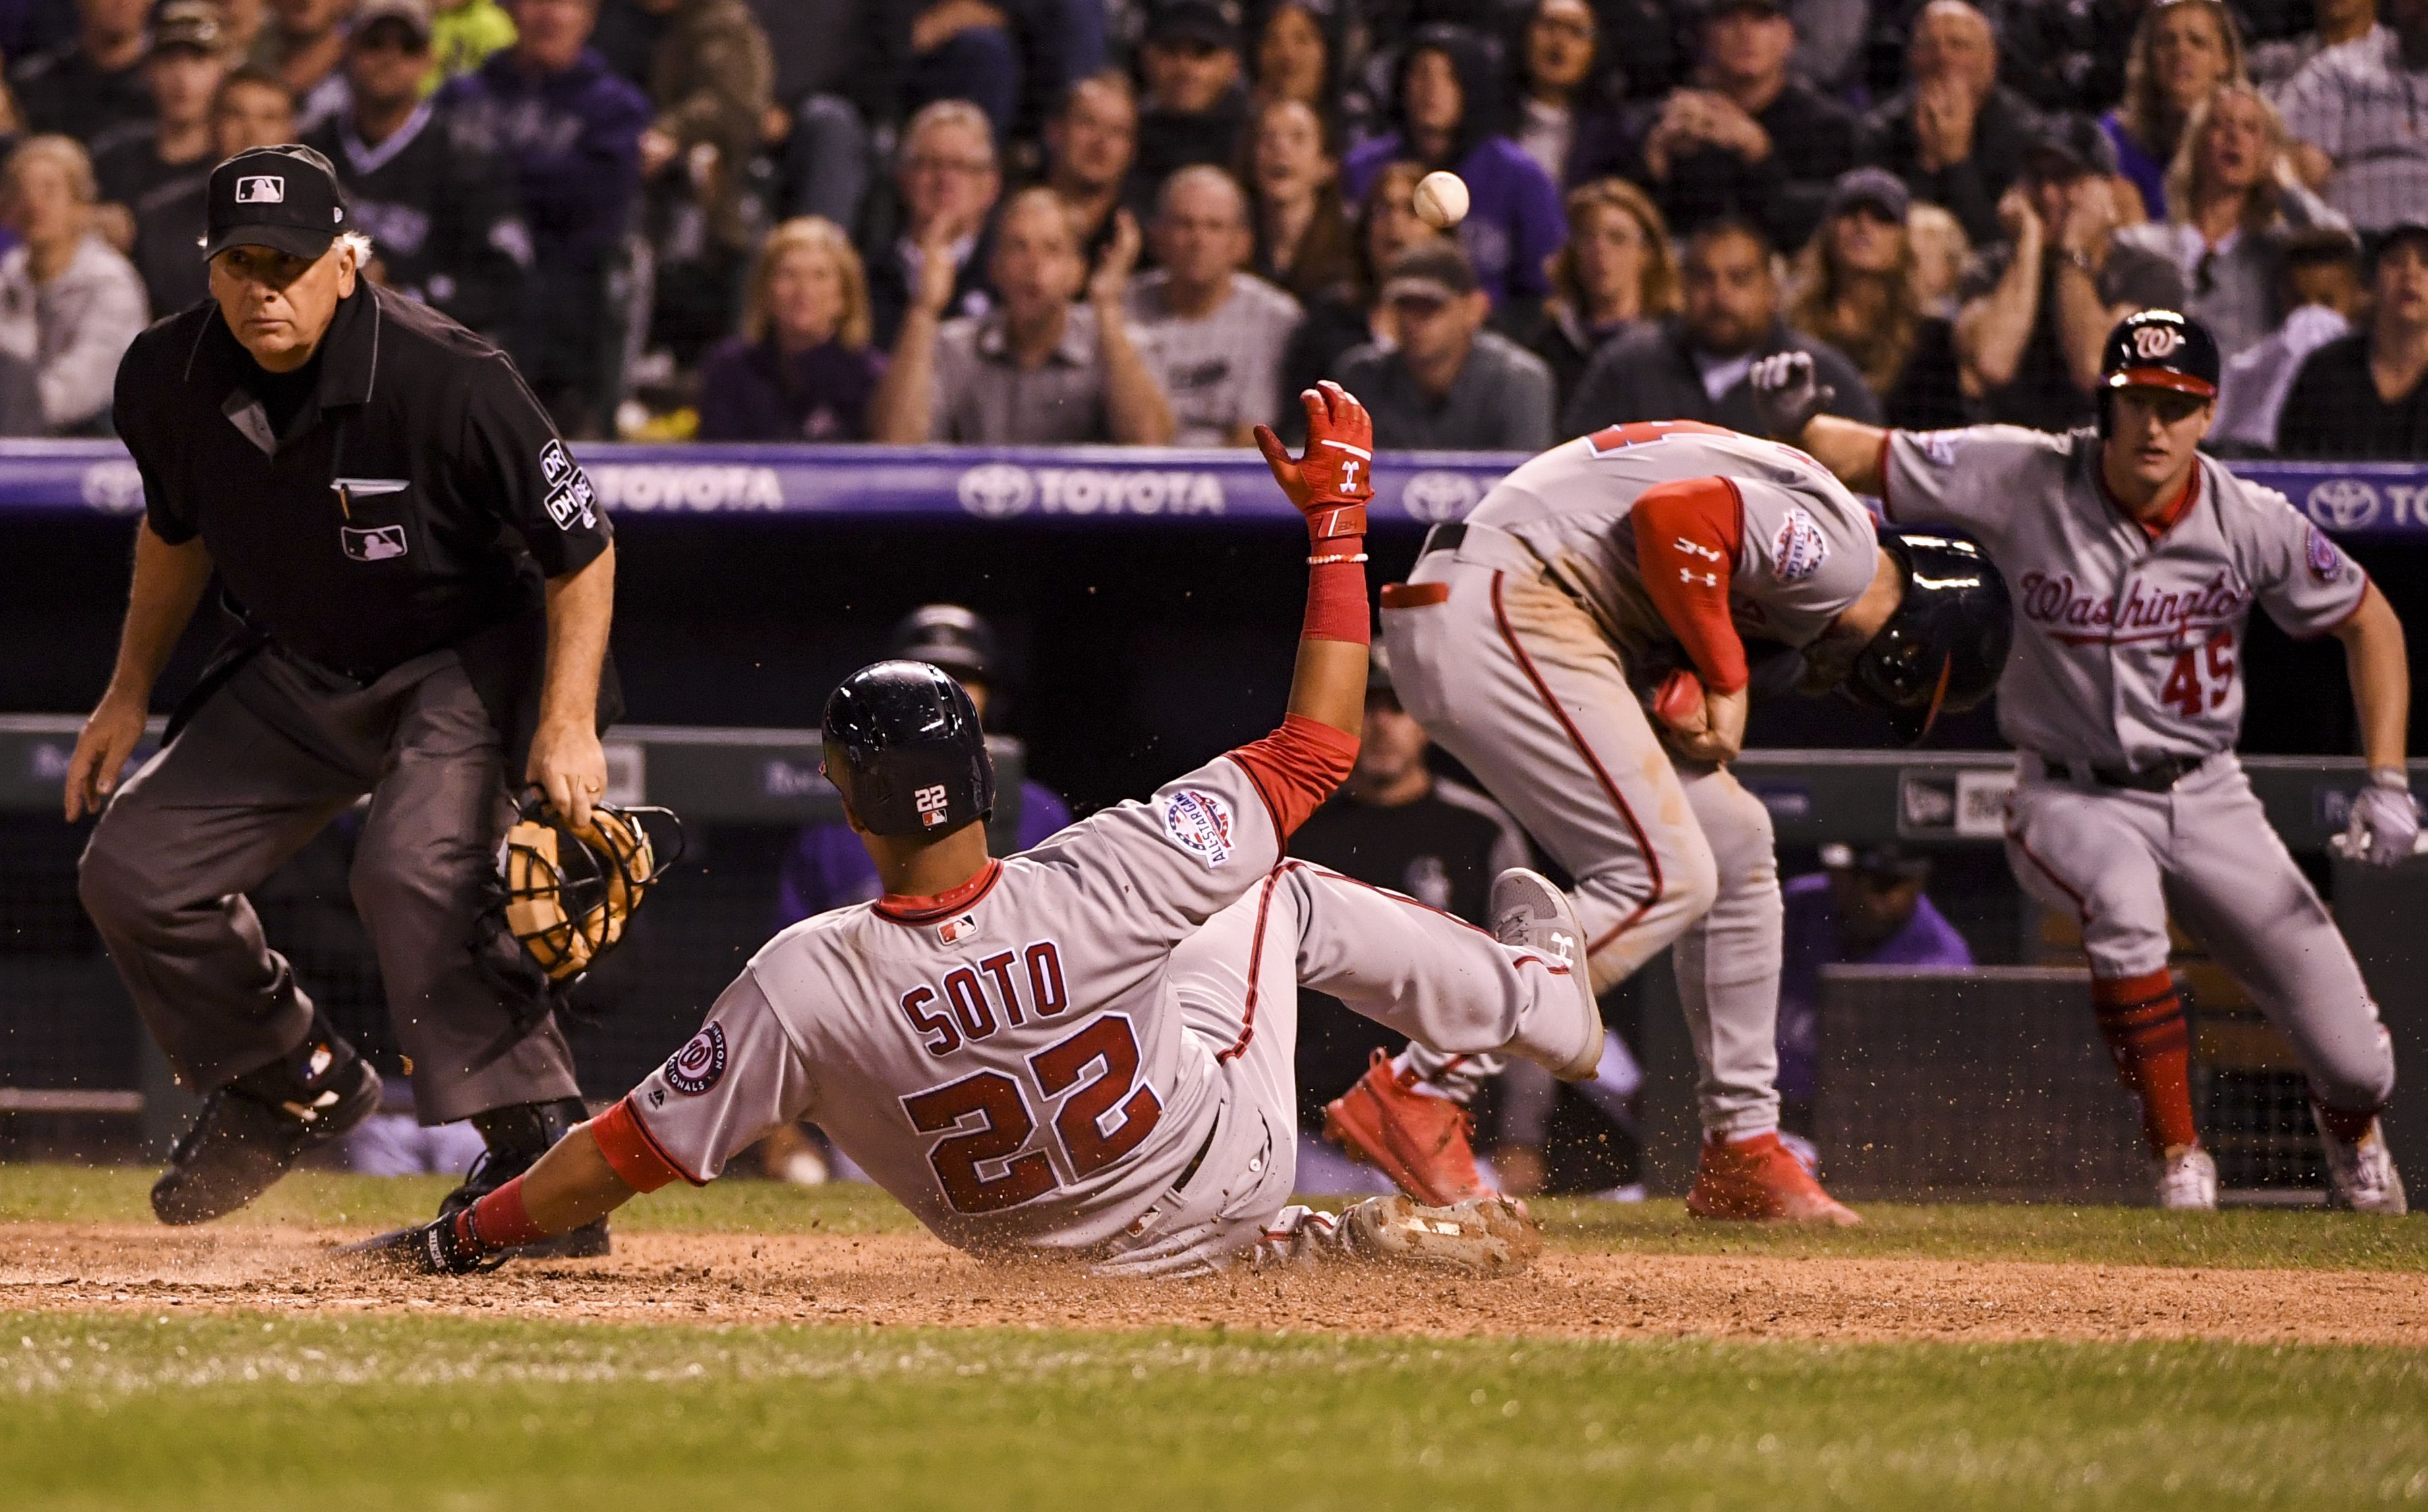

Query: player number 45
[[2160, 627, 2236, 719], [898, 1014, 1163, 1215]]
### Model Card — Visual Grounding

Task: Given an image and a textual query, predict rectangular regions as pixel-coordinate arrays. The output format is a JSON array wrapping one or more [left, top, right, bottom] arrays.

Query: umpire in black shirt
[[66, 145, 620, 1245]]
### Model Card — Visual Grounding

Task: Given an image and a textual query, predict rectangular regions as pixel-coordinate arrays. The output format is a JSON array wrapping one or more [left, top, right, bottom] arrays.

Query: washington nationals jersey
[[1883, 425, 2366, 767], [1467, 420, 1882, 669], [621, 753, 1284, 1255]]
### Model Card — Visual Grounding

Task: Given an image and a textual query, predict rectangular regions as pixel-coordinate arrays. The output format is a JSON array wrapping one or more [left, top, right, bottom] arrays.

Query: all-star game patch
[[665, 1022, 728, 1095], [2306, 523, 2347, 583], [1162, 788, 1234, 868], [1772, 506, 1829, 582]]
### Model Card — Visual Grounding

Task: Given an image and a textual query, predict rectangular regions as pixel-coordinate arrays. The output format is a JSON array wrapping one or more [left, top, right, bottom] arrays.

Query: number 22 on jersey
[[899, 1014, 1164, 1214]]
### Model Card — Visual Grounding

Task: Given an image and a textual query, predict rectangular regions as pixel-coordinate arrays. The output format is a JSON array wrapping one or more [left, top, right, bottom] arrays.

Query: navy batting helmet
[[821, 661, 995, 837], [1845, 531, 2013, 745], [2097, 309, 2220, 436]]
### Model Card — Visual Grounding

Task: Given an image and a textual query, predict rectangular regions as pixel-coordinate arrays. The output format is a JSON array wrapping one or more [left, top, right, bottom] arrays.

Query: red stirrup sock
[[2092, 970, 2198, 1154]]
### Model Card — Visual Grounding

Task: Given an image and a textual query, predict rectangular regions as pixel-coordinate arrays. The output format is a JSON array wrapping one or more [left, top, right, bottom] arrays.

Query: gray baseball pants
[[2004, 752, 2396, 1113], [1099, 859, 1588, 1275], [1384, 536, 1785, 1140], [78, 647, 581, 1123]]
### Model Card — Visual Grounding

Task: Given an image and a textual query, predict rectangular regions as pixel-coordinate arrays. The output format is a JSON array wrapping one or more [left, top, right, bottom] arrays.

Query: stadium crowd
[[0, 0, 2419, 453]]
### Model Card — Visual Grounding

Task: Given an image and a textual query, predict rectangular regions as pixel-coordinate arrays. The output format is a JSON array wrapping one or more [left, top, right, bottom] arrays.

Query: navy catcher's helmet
[[821, 660, 996, 837], [2097, 309, 2220, 436], [1845, 531, 2013, 745], [888, 604, 998, 685]]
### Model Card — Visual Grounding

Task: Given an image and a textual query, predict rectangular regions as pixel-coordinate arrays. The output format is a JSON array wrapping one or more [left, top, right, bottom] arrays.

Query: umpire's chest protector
[[113, 285, 615, 687]]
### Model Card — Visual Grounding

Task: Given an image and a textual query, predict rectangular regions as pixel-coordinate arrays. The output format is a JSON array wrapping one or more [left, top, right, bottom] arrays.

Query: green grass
[[5, 1163, 2423, 1270], [7, 1166, 2427, 1507], [3, 1308, 2424, 1511]]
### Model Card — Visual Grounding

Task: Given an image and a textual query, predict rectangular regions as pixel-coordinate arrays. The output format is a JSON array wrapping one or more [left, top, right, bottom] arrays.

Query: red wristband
[[1304, 541, 1370, 645], [458, 1173, 550, 1253]]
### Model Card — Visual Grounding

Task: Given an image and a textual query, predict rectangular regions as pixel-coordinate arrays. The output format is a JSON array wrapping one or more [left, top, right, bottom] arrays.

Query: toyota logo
[[2305, 477, 2381, 531], [1399, 469, 1482, 523], [956, 463, 1035, 519]]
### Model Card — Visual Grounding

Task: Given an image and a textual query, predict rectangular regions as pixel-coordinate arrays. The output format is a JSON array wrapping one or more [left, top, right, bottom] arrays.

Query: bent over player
[[1356, 419, 2009, 1225], [359, 383, 1608, 1277], [1753, 309, 2412, 1212]]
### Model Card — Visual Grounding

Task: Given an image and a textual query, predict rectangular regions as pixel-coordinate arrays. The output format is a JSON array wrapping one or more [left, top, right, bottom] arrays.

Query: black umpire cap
[[2100, 308, 2220, 401], [202, 145, 353, 263]]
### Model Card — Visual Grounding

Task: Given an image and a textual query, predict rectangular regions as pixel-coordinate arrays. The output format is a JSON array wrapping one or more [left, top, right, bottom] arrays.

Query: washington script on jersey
[[2014, 569, 2250, 645]]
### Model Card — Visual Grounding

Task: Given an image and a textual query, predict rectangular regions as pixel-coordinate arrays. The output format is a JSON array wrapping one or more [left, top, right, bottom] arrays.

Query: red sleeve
[[1227, 713, 1360, 844], [1302, 550, 1370, 644], [1633, 477, 1749, 694], [591, 1097, 701, 1192]]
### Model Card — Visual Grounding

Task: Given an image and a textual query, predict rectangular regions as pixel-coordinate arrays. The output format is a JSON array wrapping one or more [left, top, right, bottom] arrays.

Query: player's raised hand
[[2342, 776, 2420, 867], [1255, 381, 1375, 540], [1749, 352, 1833, 443]]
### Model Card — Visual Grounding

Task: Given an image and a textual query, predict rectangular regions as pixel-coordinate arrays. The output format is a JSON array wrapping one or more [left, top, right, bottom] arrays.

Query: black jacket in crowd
[[308, 104, 533, 343], [1560, 315, 1881, 438], [1864, 83, 2041, 248], [2276, 335, 2428, 462], [1629, 78, 1870, 251]]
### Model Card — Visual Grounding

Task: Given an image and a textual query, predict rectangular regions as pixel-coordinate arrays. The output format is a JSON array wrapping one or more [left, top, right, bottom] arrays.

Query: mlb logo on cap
[[202, 145, 350, 263]]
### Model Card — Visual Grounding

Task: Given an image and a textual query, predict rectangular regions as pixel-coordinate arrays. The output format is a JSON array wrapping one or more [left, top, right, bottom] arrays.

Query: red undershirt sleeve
[[1228, 714, 1361, 843], [1633, 477, 1750, 695], [590, 1098, 699, 1192]]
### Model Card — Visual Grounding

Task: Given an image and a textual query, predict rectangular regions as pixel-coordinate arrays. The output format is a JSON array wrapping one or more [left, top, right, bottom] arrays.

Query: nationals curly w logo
[[665, 1022, 728, 1095], [2133, 323, 2184, 359]]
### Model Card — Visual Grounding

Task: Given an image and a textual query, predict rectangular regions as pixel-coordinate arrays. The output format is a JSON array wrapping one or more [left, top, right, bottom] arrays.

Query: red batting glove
[[1255, 381, 1375, 545]]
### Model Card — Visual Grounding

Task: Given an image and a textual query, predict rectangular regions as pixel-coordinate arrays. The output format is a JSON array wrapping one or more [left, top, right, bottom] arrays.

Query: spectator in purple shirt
[[1341, 22, 1565, 313], [439, 0, 653, 434], [774, 606, 1073, 925], [1776, 842, 1973, 1132], [697, 216, 884, 441]]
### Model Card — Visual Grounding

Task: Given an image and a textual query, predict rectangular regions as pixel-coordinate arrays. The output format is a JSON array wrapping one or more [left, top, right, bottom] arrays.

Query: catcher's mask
[[821, 659, 995, 838], [496, 790, 684, 988], [1844, 531, 2013, 745]]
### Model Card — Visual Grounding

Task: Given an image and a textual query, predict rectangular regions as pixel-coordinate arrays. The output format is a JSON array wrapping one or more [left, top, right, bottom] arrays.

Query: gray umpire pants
[[78, 647, 581, 1124]]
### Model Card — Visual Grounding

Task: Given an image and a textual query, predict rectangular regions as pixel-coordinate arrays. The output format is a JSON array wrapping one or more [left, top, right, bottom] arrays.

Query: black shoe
[[152, 1057, 382, 1225], [439, 1097, 610, 1260]]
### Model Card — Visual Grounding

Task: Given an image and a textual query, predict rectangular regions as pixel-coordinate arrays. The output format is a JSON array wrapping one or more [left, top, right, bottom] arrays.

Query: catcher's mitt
[[497, 790, 683, 986]]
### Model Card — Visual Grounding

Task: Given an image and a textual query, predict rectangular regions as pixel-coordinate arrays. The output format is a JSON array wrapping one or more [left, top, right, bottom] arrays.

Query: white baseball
[[1412, 171, 1470, 230]]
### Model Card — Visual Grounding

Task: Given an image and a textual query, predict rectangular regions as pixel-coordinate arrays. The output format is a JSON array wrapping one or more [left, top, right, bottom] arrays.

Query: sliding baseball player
[[353, 384, 1607, 1277]]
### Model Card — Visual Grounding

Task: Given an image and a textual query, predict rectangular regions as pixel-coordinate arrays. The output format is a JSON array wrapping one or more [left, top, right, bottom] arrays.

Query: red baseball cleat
[[1322, 1051, 1491, 1207], [1683, 1132, 1863, 1226]]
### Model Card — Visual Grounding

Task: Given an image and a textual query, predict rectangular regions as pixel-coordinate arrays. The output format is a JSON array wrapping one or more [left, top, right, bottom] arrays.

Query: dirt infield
[[3, 1222, 2422, 1346]]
